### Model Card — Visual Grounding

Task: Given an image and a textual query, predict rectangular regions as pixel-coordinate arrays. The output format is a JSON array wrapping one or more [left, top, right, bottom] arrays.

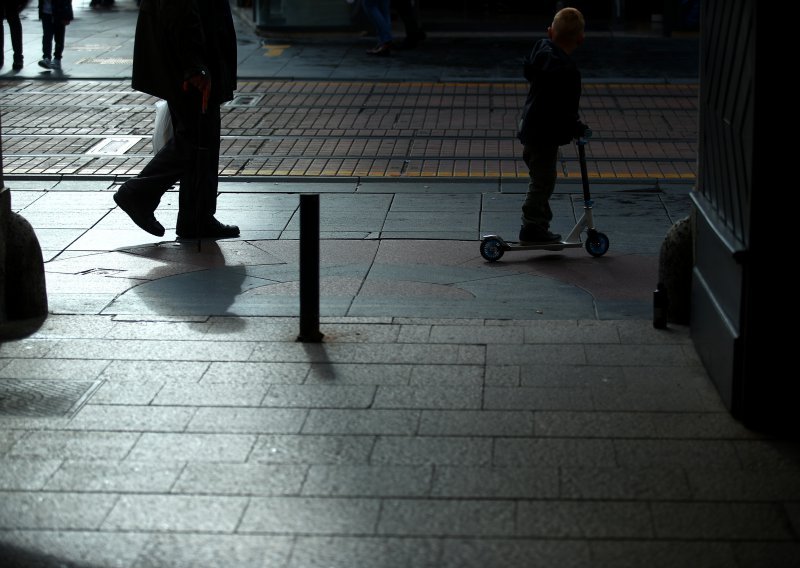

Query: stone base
[[658, 213, 694, 325]]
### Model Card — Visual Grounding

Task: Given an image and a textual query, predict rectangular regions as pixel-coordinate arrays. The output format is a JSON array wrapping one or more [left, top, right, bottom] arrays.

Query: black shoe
[[366, 43, 392, 56], [12, 55, 23, 71], [519, 224, 561, 244], [113, 191, 165, 237], [176, 217, 240, 239]]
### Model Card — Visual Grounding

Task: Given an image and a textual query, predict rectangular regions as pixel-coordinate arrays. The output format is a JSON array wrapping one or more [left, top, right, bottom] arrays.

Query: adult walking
[[1, 0, 26, 70], [362, 0, 393, 56], [113, 0, 239, 240]]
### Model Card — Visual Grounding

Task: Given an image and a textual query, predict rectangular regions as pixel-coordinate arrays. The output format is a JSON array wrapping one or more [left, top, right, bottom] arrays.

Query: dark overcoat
[[132, 0, 237, 104]]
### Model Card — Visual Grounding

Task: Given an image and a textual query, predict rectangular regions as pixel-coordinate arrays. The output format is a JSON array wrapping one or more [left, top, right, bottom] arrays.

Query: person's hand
[[183, 72, 211, 113], [574, 121, 590, 139]]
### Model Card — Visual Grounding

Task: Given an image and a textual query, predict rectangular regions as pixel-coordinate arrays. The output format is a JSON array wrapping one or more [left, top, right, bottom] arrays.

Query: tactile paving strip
[[0, 379, 101, 417]]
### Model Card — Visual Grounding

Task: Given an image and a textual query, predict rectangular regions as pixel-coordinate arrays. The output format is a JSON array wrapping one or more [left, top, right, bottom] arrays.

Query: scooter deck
[[483, 235, 583, 252]]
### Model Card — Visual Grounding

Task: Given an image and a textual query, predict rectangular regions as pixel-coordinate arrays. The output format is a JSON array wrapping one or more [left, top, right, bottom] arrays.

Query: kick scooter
[[479, 134, 610, 262]]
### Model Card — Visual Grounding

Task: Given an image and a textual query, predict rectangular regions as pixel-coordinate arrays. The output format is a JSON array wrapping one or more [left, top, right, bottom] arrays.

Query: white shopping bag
[[152, 100, 173, 154]]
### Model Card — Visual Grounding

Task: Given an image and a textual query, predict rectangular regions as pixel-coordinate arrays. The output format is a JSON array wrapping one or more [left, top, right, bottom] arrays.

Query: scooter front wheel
[[585, 231, 610, 257], [480, 237, 505, 262]]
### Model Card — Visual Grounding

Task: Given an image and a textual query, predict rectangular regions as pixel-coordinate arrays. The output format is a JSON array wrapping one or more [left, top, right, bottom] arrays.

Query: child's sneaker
[[519, 224, 561, 244], [38, 57, 52, 69], [51, 59, 62, 70]]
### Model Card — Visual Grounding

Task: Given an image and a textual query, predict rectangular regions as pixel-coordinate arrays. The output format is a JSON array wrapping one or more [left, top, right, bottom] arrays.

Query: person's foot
[[519, 224, 561, 244], [113, 190, 165, 237], [12, 54, 23, 71], [366, 43, 392, 56], [176, 217, 240, 239], [51, 58, 61, 70], [38, 58, 52, 70]]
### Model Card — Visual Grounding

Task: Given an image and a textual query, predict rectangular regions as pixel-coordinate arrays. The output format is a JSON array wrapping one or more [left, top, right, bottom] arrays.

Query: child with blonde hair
[[516, 7, 589, 243]]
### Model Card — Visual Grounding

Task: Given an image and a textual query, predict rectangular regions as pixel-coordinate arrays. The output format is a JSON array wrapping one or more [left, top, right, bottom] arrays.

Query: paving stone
[[583, 343, 697, 366], [614, 439, 742, 469], [0, 358, 109, 380], [249, 434, 374, 465], [589, 541, 737, 568], [67, 405, 195, 431], [418, 410, 532, 436], [301, 465, 432, 497], [172, 463, 306, 496], [90, 379, 166, 405], [47, 338, 257, 361], [238, 497, 380, 534], [288, 536, 441, 568], [651, 502, 795, 540], [484, 365, 519, 386], [484, 387, 594, 411], [187, 407, 307, 434], [377, 499, 514, 536], [431, 466, 558, 499], [45, 460, 183, 493], [0, 530, 149, 568], [98, 360, 210, 381], [127, 433, 256, 463], [732, 542, 800, 568], [518, 365, 626, 387], [374, 385, 482, 409], [153, 383, 269, 407], [439, 539, 592, 568], [560, 466, 692, 500], [8, 431, 139, 460], [133, 534, 294, 568], [409, 364, 485, 386], [0, 492, 118, 529], [486, 344, 586, 365], [203, 361, 309, 384], [103, 494, 249, 532], [686, 468, 800, 501], [263, 384, 376, 408], [0, 458, 63, 490], [304, 363, 412, 385], [301, 409, 419, 435], [733, 440, 800, 470], [516, 500, 653, 538], [371, 437, 492, 466], [493, 438, 617, 467]]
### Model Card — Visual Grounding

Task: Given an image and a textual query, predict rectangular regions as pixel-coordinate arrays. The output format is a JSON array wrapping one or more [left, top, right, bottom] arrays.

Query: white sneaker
[[51, 59, 61, 70], [38, 58, 52, 69]]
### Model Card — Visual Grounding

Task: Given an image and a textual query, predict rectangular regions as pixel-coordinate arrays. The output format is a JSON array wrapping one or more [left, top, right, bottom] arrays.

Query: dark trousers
[[41, 16, 66, 60], [121, 88, 221, 227], [393, 0, 422, 37], [520, 143, 559, 229], [1, 6, 23, 61]]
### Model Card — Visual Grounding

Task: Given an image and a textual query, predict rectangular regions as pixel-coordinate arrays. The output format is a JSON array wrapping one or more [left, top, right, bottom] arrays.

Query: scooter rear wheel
[[585, 232, 610, 257]]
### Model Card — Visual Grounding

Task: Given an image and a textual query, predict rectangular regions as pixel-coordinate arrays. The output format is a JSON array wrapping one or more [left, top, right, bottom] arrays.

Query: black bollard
[[298, 194, 324, 342]]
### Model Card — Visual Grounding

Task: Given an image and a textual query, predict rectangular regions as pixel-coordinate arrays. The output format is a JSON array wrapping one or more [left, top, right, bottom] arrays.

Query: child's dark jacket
[[517, 38, 585, 146], [38, 0, 73, 22]]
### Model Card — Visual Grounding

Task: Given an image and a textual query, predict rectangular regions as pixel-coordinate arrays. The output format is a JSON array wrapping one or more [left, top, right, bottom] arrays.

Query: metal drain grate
[[226, 94, 263, 107], [87, 136, 143, 156], [0, 379, 101, 417]]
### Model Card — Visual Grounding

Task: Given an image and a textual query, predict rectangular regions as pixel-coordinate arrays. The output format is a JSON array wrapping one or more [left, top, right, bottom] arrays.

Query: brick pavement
[[1, 2, 799, 567]]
